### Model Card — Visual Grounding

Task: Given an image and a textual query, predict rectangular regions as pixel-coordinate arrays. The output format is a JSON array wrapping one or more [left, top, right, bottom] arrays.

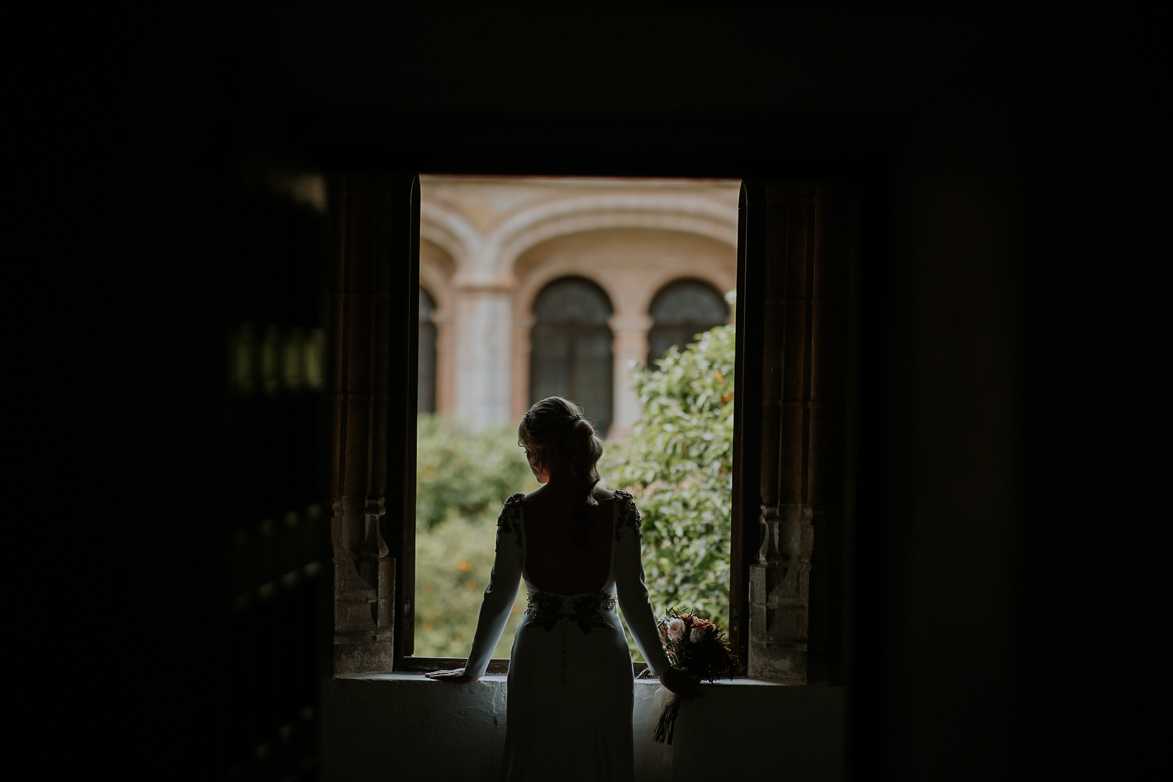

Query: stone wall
[[321, 676, 845, 782]]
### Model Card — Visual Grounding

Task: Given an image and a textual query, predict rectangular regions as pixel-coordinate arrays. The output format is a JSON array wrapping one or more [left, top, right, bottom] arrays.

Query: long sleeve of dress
[[464, 494, 524, 680], [613, 495, 673, 677]]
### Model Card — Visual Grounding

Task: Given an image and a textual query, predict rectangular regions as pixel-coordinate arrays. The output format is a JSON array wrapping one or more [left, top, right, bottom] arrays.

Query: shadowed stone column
[[748, 182, 848, 684], [329, 173, 417, 674]]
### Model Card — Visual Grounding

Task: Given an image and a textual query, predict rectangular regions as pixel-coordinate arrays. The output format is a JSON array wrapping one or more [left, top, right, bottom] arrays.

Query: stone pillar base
[[334, 639, 395, 675], [748, 642, 808, 684], [748, 553, 810, 683]]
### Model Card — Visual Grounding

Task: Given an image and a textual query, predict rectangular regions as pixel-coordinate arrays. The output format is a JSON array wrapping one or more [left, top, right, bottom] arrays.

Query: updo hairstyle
[[518, 397, 605, 537]]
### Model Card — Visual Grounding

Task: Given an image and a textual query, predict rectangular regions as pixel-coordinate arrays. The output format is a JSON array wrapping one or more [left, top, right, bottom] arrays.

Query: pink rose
[[667, 618, 685, 640]]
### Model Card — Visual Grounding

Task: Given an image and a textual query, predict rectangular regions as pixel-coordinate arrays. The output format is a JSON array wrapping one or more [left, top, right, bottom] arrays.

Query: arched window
[[418, 287, 437, 413], [647, 280, 729, 366], [530, 278, 614, 436]]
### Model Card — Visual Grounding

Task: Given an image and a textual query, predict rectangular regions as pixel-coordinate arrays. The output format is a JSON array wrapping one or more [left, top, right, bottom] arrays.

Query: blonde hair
[[518, 397, 605, 539]]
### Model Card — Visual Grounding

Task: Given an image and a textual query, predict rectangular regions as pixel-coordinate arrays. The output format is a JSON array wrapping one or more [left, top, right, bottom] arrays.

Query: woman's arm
[[429, 495, 524, 682], [614, 495, 703, 699], [613, 496, 673, 677]]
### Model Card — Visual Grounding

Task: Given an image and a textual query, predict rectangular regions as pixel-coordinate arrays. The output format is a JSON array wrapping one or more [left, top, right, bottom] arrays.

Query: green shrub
[[414, 415, 536, 658], [600, 302, 735, 632], [414, 510, 528, 658], [416, 415, 536, 529], [415, 299, 736, 659]]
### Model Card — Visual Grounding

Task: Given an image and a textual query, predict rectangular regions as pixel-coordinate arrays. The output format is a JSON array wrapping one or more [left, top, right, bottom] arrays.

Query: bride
[[426, 396, 699, 781]]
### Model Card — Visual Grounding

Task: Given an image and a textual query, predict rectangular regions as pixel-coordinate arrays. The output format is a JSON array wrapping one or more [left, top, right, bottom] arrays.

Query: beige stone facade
[[419, 175, 740, 438]]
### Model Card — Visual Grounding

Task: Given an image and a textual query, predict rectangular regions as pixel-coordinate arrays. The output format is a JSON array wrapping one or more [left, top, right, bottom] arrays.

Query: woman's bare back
[[521, 486, 616, 595]]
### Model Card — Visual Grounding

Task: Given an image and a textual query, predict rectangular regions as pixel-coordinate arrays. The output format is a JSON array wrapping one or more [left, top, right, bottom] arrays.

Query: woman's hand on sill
[[424, 667, 478, 684]]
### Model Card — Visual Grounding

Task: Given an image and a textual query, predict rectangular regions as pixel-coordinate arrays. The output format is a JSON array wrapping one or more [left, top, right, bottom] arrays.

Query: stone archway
[[509, 227, 737, 437], [415, 177, 739, 434]]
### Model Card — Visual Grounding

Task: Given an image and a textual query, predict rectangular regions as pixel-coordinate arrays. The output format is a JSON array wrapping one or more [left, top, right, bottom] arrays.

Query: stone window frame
[[417, 286, 437, 414], [330, 175, 850, 685]]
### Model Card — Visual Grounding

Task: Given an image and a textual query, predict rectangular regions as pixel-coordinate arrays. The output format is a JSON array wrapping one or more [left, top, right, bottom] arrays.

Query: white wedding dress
[[464, 490, 672, 782]]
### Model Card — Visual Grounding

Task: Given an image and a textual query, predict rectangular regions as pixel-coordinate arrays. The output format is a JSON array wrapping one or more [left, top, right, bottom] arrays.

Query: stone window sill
[[322, 673, 846, 781], [337, 671, 805, 686]]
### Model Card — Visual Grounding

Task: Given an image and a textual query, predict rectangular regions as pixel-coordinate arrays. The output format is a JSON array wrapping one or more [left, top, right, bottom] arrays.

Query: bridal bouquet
[[651, 608, 737, 744]]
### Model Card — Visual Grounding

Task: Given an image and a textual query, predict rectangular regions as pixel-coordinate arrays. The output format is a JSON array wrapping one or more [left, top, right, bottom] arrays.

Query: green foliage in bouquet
[[657, 608, 737, 683], [651, 608, 737, 744], [600, 293, 735, 631]]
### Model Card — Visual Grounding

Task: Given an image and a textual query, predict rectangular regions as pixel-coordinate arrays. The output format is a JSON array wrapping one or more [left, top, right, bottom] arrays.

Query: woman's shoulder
[[606, 488, 643, 537], [522, 486, 614, 504], [607, 487, 636, 505], [496, 492, 526, 533]]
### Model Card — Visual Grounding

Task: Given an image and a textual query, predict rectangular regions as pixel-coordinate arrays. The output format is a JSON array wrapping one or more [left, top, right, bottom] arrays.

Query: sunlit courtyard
[[413, 176, 739, 661]]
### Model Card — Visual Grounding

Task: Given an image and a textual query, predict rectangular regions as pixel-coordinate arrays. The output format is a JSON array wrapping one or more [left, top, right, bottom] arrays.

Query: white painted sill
[[336, 671, 812, 686]]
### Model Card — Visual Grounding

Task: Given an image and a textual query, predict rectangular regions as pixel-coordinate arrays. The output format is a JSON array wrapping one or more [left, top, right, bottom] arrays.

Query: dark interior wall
[[33, 4, 1159, 780], [1008, 17, 1162, 776]]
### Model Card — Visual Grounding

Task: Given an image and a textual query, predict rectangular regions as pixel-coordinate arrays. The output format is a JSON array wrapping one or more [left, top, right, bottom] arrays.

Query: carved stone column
[[609, 314, 653, 440], [512, 314, 534, 421], [747, 182, 848, 684], [434, 310, 455, 414], [329, 173, 417, 674], [452, 277, 514, 430]]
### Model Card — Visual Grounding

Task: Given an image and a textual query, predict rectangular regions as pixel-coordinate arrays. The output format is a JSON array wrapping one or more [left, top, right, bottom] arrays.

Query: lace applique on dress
[[612, 489, 643, 540], [525, 591, 618, 635], [496, 492, 526, 548]]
